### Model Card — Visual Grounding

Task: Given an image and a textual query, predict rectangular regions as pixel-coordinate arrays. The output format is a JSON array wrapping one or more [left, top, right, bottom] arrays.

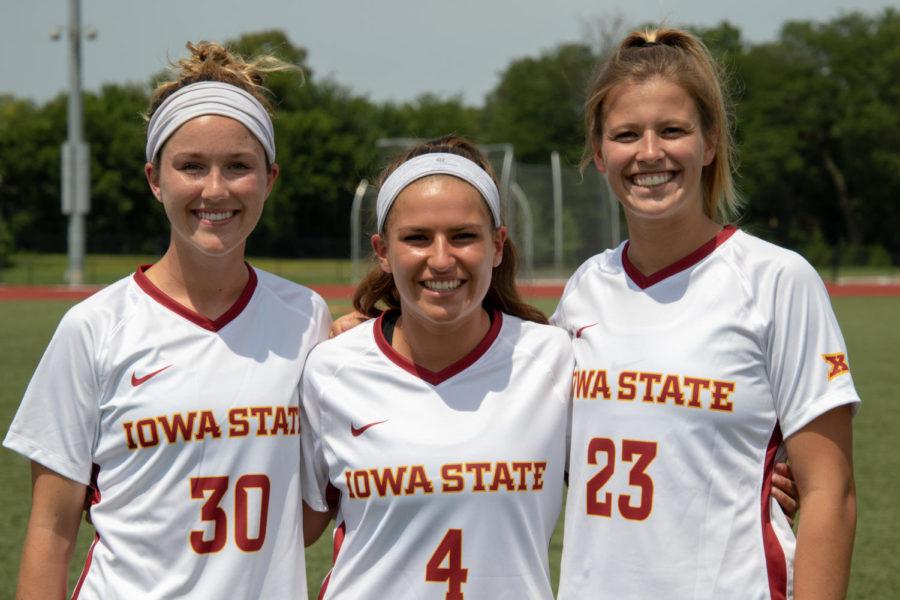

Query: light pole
[[54, 0, 94, 285]]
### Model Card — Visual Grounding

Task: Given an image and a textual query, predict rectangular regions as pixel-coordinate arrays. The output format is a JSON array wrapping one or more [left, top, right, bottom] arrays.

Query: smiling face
[[145, 114, 278, 259], [594, 77, 715, 226], [372, 175, 506, 330]]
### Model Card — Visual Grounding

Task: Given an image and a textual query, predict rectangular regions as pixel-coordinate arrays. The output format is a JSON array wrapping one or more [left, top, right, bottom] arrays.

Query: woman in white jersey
[[4, 42, 330, 598], [554, 28, 859, 599], [300, 136, 573, 599]]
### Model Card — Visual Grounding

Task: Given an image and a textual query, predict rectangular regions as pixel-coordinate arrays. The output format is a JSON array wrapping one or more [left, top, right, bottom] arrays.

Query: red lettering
[[195, 410, 222, 440], [353, 470, 371, 498], [441, 464, 465, 493], [250, 407, 273, 435], [157, 412, 196, 443], [489, 462, 516, 492], [344, 470, 356, 499], [136, 418, 159, 447], [511, 462, 533, 491], [405, 466, 434, 494], [288, 406, 300, 435], [682, 377, 711, 409], [123, 421, 138, 450], [617, 371, 637, 400], [532, 461, 547, 490], [638, 372, 663, 402], [465, 463, 492, 492], [709, 380, 736, 412], [228, 408, 250, 437], [271, 406, 290, 435], [657, 374, 685, 405], [370, 466, 407, 496]]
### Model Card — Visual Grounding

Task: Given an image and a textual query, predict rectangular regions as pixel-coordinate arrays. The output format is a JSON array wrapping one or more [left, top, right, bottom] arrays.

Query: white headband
[[376, 153, 502, 232], [145, 81, 276, 163]]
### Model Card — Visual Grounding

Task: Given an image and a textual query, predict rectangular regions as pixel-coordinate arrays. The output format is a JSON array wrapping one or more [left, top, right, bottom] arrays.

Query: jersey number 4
[[426, 529, 468, 599], [189, 475, 270, 553], [585, 438, 657, 520]]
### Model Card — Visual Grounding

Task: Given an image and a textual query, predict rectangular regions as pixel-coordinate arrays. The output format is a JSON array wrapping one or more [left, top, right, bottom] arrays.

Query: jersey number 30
[[426, 529, 468, 599], [585, 438, 657, 520], [189, 474, 271, 553]]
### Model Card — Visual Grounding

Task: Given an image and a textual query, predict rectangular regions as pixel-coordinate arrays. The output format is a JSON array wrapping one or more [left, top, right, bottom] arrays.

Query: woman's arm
[[784, 405, 856, 600], [16, 462, 87, 599], [302, 501, 334, 547]]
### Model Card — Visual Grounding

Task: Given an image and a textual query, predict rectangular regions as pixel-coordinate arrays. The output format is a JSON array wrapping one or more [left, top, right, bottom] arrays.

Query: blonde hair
[[583, 27, 740, 222], [146, 41, 298, 144]]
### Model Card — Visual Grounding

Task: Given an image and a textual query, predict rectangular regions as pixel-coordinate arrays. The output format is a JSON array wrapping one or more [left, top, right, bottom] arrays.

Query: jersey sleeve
[[764, 256, 861, 438], [549, 282, 571, 335], [3, 306, 102, 485], [311, 293, 333, 345], [299, 359, 331, 513]]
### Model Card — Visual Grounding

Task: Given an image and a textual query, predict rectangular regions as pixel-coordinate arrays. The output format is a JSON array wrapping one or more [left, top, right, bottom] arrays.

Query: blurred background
[[1, 1, 899, 598], [1, 0, 898, 284]]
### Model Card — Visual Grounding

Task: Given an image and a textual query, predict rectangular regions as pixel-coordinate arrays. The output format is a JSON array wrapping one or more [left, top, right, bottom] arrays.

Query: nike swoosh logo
[[131, 365, 172, 387], [351, 419, 388, 437], [575, 323, 599, 338]]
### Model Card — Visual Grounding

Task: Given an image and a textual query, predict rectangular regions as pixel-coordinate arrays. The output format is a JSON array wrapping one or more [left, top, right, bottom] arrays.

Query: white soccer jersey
[[300, 311, 572, 600], [4, 265, 331, 599], [552, 226, 860, 600]]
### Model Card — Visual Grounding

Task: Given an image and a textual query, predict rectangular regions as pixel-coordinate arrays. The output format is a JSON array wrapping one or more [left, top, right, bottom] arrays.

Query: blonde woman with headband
[[4, 42, 331, 598], [555, 27, 858, 599], [300, 135, 572, 599]]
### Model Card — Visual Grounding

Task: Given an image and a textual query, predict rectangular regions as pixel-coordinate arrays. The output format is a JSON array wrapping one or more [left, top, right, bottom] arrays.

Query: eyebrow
[[169, 151, 259, 160], [395, 222, 485, 232]]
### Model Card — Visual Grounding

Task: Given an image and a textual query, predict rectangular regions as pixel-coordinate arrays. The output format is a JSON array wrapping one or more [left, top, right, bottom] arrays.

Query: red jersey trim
[[318, 520, 347, 600], [622, 224, 738, 289], [761, 424, 788, 600], [133, 263, 257, 332], [70, 532, 100, 600], [373, 309, 503, 386]]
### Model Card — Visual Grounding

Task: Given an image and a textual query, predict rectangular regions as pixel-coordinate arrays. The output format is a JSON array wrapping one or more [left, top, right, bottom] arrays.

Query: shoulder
[[304, 318, 376, 377], [562, 246, 621, 296], [252, 267, 331, 324], [721, 230, 824, 294], [499, 314, 573, 363], [56, 275, 141, 339], [552, 244, 622, 329]]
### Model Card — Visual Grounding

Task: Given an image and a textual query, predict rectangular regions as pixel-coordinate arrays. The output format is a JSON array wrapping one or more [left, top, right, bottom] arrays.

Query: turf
[[0, 297, 896, 598], [0, 254, 356, 286]]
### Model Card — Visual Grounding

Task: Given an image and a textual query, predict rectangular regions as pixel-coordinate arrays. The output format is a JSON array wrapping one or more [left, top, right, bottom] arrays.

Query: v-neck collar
[[133, 263, 257, 332], [622, 225, 737, 290], [373, 309, 503, 386]]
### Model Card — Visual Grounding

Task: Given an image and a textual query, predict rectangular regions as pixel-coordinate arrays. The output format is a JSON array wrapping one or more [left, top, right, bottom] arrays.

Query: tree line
[[0, 10, 897, 266]]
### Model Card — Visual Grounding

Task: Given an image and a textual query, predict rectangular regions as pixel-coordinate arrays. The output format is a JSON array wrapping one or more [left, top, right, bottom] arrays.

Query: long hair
[[583, 27, 740, 223]]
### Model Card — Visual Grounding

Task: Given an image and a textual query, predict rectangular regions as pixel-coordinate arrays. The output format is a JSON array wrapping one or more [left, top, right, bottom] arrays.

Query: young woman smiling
[[4, 42, 331, 598], [554, 27, 859, 600], [300, 136, 571, 599]]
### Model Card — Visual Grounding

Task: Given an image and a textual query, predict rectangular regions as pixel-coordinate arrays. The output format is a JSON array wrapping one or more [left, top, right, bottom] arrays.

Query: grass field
[[0, 254, 357, 286], [0, 296, 897, 598], [1, 253, 897, 288]]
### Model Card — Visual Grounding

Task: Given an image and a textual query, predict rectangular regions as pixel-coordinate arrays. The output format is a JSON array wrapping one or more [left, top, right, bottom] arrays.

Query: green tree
[[734, 9, 900, 260], [376, 93, 482, 141], [483, 43, 597, 163], [84, 84, 165, 253], [0, 95, 68, 252]]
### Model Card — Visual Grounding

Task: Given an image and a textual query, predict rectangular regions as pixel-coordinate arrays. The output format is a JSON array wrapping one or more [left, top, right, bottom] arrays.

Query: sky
[[3, 0, 896, 107]]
